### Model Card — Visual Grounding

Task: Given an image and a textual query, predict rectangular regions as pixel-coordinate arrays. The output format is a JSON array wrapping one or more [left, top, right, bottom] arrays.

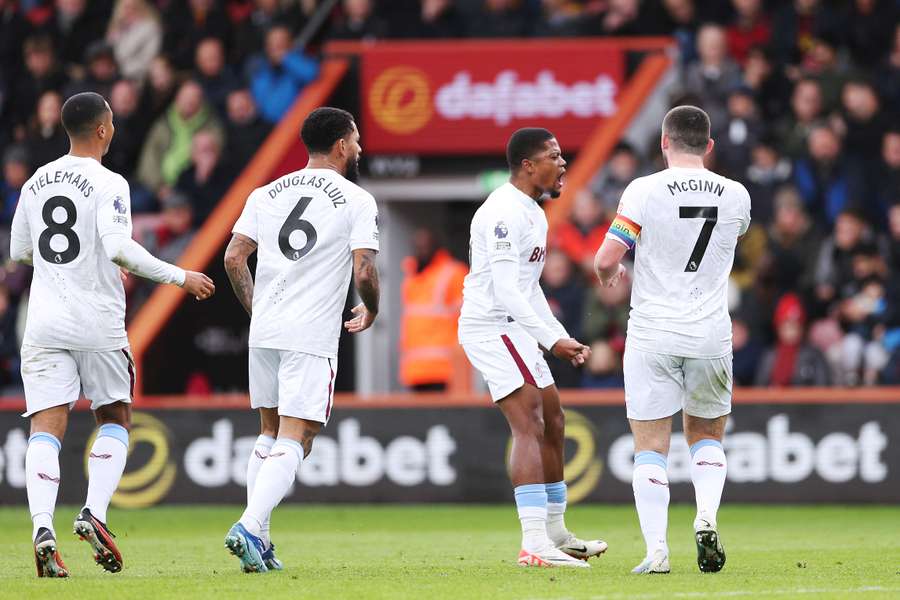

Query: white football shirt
[[233, 167, 379, 358], [607, 167, 751, 358], [458, 182, 563, 348], [11, 154, 134, 351]]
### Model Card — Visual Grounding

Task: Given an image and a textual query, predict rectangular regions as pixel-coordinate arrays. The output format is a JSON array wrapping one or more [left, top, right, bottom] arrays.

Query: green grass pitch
[[0, 504, 898, 599]]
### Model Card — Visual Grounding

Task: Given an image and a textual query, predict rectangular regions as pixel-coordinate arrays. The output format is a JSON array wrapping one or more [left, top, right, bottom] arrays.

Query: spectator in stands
[[761, 186, 821, 300], [592, 142, 642, 217], [755, 293, 832, 386], [742, 45, 791, 122], [0, 284, 20, 391], [887, 202, 900, 273], [106, 0, 162, 81], [224, 88, 271, 171], [533, 0, 593, 37], [64, 40, 119, 100], [874, 23, 900, 108], [836, 80, 887, 165], [581, 340, 624, 389], [329, 0, 390, 40], [799, 31, 848, 111], [844, 0, 898, 67], [142, 190, 196, 264], [793, 124, 863, 227], [172, 130, 232, 223], [399, 0, 466, 39], [106, 79, 156, 212], [1, 145, 30, 225], [681, 23, 742, 127], [39, 0, 111, 70], [874, 130, 900, 223], [137, 79, 224, 195], [744, 139, 792, 224], [837, 244, 889, 386], [468, 0, 530, 38], [726, 0, 772, 65], [661, 0, 699, 65], [161, 0, 231, 70], [713, 85, 764, 179], [194, 37, 241, 118], [398, 228, 467, 392], [814, 209, 872, 313], [0, 0, 28, 84], [12, 35, 68, 134], [771, 0, 840, 67], [231, 0, 309, 65], [24, 90, 67, 170], [553, 190, 609, 276], [246, 24, 319, 124], [541, 249, 584, 342], [140, 55, 180, 122], [732, 314, 764, 386], [775, 78, 823, 160], [582, 276, 630, 350]]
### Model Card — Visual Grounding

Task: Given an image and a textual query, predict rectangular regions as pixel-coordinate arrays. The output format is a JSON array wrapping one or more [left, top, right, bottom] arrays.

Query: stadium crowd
[[0, 0, 899, 392]]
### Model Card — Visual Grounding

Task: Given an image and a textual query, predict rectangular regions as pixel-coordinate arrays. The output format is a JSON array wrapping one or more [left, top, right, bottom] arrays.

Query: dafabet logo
[[368, 66, 433, 135]]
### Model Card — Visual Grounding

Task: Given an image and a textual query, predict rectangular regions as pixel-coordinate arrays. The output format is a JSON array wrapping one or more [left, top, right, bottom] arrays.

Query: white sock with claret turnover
[[690, 439, 727, 527], [246, 434, 275, 546], [632, 451, 670, 558], [239, 438, 303, 538], [545, 480, 569, 545], [84, 424, 129, 524], [514, 484, 552, 553], [26, 433, 62, 540]]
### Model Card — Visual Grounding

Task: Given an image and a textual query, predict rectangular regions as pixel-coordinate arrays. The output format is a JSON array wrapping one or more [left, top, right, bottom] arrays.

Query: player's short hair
[[506, 128, 555, 172], [663, 105, 710, 155], [300, 107, 356, 154], [61, 92, 109, 139]]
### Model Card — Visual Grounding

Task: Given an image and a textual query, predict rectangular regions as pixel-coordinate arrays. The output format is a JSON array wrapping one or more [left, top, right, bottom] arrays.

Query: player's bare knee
[[94, 401, 132, 429], [544, 408, 565, 442], [684, 414, 726, 446], [30, 405, 69, 439], [259, 408, 279, 437]]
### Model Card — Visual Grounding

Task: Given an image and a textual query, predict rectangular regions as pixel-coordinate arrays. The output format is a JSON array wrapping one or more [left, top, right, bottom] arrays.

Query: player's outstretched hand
[[551, 338, 591, 366], [344, 302, 376, 333], [599, 263, 627, 288], [182, 271, 215, 301]]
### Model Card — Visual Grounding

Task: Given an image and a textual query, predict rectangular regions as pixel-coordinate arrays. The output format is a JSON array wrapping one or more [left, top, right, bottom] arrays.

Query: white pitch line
[[527, 586, 900, 600]]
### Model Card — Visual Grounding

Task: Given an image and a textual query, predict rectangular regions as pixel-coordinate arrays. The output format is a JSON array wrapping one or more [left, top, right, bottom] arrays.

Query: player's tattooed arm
[[353, 248, 379, 315], [345, 248, 379, 333], [224, 233, 258, 316]]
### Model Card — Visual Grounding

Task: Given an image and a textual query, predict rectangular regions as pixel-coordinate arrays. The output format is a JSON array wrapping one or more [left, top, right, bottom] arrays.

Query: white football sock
[[239, 439, 303, 538], [514, 484, 552, 552], [690, 439, 727, 527], [246, 434, 275, 546], [84, 424, 129, 524], [545, 481, 569, 545], [633, 451, 670, 558], [26, 433, 61, 540]]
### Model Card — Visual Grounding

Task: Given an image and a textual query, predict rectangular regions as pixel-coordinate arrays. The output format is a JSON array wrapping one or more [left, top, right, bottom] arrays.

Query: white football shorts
[[462, 327, 554, 402], [249, 348, 336, 424], [21, 344, 134, 417], [623, 345, 733, 421]]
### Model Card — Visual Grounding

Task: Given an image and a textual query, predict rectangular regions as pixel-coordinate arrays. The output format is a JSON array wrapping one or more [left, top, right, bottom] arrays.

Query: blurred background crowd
[[0, 0, 898, 394]]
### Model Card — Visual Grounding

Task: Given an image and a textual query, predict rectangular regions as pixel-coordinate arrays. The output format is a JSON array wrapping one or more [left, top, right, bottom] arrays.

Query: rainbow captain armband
[[606, 215, 642, 249]]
